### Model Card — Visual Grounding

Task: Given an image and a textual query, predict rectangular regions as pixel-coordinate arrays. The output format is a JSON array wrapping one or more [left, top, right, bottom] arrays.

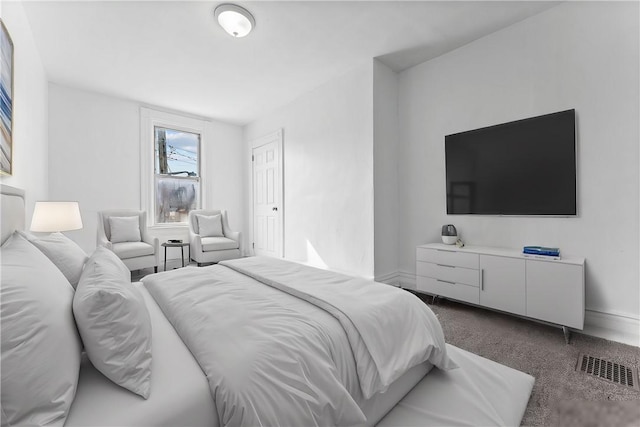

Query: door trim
[[250, 129, 284, 257]]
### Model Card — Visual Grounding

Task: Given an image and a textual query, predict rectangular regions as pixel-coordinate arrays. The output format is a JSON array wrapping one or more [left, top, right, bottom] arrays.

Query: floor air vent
[[576, 354, 639, 391]]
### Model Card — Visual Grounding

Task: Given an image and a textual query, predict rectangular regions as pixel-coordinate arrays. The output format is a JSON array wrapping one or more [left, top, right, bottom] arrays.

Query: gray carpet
[[418, 294, 640, 427]]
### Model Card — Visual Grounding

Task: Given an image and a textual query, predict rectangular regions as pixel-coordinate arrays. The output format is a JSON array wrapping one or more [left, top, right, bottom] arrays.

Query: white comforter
[[220, 257, 457, 398], [143, 258, 455, 427]]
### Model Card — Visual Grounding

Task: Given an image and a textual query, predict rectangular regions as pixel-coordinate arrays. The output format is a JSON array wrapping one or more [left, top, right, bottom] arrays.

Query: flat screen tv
[[445, 109, 576, 216]]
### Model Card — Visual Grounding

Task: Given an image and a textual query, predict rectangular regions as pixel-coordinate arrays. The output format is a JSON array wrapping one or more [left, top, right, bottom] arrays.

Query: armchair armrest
[[140, 226, 153, 245], [96, 231, 113, 250], [97, 237, 113, 250], [226, 230, 242, 254], [226, 230, 240, 244], [140, 228, 160, 264], [150, 237, 160, 264], [189, 229, 203, 260], [141, 230, 158, 248]]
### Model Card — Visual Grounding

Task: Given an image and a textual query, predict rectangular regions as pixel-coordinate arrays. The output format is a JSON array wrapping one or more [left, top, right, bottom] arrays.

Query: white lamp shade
[[30, 202, 83, 232], [215, 4, 255, 38]]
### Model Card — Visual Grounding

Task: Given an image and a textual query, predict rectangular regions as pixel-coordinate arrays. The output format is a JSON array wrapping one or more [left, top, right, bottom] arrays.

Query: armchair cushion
[[109, 216, 141, 243], [112, 241, 155, 259], [196, 214, 223, 237], [201, 236, 239, 252]]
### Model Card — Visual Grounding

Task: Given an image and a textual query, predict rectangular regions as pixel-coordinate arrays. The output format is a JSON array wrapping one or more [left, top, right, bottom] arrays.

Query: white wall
[[398, 2, 639, 326], [0, 0, 48, 221], [244, 62, 375, 277], [48, 83, 244, 255], [373, 59, 399, 281]]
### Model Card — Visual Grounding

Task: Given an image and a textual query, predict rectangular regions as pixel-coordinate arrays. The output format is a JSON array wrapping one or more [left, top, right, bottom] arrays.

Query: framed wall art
[[1, 19, 13, 176]]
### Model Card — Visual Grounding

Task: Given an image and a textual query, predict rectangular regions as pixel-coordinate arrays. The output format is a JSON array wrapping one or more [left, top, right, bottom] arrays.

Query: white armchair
[[188, 209, 242, 266], [97, 210, 159, 273]]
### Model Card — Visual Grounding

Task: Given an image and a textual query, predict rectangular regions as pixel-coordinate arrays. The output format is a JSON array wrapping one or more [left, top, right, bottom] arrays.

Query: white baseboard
[[583, 309, 640, 347], [374, 271, 401, 287], [387, 271, 639, 348], [397, 270, 417, 290]]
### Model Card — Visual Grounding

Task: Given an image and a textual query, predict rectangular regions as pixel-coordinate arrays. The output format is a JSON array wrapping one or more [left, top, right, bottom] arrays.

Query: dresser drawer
[[416, 247, 479, 269], [416, 276, 479, 305], [417, 261, 479, 287]]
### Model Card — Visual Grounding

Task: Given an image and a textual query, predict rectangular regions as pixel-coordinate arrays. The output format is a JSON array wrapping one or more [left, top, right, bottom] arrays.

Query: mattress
[[359, 362, 431, 426], [64, 282, 217, 427], [378, 344, 535, 426]]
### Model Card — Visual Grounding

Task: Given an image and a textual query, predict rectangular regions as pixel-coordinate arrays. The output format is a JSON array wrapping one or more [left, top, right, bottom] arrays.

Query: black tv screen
[[445, 109, 576, 215]]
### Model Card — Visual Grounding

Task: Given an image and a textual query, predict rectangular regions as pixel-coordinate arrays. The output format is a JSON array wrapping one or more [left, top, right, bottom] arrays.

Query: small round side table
[[161, 241, 190, 271]]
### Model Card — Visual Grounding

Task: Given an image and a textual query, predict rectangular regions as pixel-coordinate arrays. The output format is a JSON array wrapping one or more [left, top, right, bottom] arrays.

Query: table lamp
[[30, 201, 83, 233]]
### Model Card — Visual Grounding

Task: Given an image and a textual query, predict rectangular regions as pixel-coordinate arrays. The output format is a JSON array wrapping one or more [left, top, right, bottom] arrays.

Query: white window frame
[[140, 107, 209, 228]]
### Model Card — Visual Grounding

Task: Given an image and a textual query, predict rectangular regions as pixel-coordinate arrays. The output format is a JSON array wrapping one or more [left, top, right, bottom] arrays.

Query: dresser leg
[[562, 326, 571, 344]]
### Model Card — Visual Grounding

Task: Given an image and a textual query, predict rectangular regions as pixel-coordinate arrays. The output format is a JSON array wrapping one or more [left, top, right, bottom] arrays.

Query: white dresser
[[414, 243, 585, 342]]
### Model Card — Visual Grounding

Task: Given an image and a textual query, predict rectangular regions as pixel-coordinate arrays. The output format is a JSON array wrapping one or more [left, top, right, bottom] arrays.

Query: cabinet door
[[526, 260, 584, 329], [479, 255, 526, 315]]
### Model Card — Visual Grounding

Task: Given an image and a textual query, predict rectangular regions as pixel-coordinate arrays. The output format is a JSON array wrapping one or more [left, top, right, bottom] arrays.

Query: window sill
[[148, 224, 190, 242], [149, 223, 189, 230]]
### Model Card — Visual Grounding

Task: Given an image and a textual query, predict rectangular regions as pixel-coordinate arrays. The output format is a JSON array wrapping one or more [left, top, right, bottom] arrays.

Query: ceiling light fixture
[[214, 3, 255, 38]]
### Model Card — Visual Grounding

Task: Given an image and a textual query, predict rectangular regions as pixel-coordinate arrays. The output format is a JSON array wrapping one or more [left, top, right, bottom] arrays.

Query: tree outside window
[[154, 127, 200, 224]]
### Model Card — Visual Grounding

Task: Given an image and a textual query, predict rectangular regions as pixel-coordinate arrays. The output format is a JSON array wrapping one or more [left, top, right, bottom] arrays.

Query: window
[[154, 127, 200, 224], [141, 108, 209, 227]]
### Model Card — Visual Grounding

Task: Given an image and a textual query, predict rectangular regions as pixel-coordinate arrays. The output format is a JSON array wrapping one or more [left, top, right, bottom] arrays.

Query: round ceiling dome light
[[214, 3, 255, 38]]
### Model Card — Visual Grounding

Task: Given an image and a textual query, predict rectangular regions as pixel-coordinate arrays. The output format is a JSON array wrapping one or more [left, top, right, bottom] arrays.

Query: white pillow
[[109, 216, 141, 243], [73, 246, 152, 399], [1, 232, 82, 426], [197, 214, 223, 237], [19, 231, 88, 288]]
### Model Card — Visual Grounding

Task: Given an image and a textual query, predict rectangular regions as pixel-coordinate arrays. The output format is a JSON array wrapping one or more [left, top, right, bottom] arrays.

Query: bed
[[1, 184, 534, 427]]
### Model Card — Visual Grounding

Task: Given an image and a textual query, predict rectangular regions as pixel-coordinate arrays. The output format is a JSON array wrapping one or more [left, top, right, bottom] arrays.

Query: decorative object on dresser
[[522, 245, 561, 260], [96, 210, 160, 273], [414, 243, 585, 343], [441, 224, 458, 245]]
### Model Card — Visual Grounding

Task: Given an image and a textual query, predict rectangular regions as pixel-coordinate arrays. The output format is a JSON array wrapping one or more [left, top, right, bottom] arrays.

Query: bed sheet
[[65, 282, 217, 427], [377, 344, 535, 426]]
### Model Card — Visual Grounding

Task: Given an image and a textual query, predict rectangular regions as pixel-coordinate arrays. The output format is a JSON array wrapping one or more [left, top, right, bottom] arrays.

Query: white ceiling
[[23, 1, 560, 125]]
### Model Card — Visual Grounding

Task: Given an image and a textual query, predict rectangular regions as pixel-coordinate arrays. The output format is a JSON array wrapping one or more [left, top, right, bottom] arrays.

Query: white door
[[252, 130, 283, 257]]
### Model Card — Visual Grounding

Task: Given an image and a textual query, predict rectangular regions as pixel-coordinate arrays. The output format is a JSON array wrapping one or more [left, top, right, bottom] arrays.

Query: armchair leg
[[197, 262, 202, 267], [154, 266, 158, 273]]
